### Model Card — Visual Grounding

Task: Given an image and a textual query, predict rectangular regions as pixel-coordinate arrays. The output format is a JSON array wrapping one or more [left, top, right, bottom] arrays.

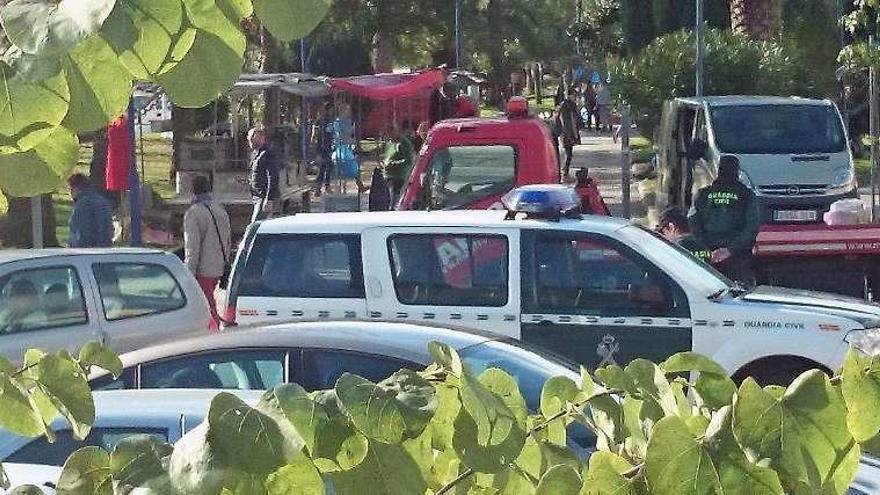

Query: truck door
[[362, 227, 521, 339], [520, 230, 693, 370]]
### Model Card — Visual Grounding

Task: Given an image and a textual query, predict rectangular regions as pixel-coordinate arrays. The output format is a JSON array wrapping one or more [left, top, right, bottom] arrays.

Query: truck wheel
[[732, 357, 829, 387]]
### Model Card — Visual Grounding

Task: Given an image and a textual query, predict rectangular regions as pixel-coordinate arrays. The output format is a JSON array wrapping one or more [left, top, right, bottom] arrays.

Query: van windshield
[[710, 104, 846, 155]]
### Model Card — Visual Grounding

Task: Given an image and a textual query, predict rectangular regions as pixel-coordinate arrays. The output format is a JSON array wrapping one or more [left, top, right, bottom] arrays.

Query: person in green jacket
[[690, 155, 761, 284], [383, 123, 414, 201], [657, 207, 713, 265]]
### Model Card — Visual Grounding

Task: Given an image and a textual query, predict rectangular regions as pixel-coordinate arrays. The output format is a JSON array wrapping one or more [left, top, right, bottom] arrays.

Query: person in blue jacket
[[67, 173, 113, 248]]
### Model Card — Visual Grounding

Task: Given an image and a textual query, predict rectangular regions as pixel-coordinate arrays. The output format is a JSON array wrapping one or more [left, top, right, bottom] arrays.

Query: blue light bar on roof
[[501, 185, 581, 217]]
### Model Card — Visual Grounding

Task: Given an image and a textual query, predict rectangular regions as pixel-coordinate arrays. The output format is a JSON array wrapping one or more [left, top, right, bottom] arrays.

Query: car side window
[[238, 235, 364, 298], [0, 266, 87, 334], [429, 145, 517, 209], [139, 350, 287, 389], [6, 427, 167, 466], [523, 232, 688, 317], [302, 349, 418, 391], [93, 263, 185, 321], [388, 234, 509, 307]]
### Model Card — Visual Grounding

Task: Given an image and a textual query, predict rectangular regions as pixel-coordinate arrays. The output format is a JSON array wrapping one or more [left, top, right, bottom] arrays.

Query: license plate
[[774, 210, 817, 222]]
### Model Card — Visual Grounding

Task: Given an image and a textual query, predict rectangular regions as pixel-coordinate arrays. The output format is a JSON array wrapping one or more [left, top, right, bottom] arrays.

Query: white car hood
[[735, 153, 846, 186], [741, 286, 880, 328]]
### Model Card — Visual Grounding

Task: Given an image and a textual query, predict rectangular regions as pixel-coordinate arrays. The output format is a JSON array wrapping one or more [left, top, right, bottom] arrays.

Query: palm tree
[[730, 0, 782, 40]]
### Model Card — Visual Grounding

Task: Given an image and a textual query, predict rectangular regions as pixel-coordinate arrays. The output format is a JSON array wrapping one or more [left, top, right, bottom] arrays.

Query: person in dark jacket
[[559, 90, 581, 181], [248, 128, 280, 223], [67, 173, 113, 248], [657, 207, 712, 264], [690, 156, 761, 283], [313, 102, 335, 196]]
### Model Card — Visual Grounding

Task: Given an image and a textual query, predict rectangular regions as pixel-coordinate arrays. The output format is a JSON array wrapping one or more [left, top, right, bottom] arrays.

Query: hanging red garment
[[105, 115, 131, 191]]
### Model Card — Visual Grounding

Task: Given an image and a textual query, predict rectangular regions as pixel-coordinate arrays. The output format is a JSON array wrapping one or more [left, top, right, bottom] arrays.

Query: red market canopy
[[328, 69, 446, 101]]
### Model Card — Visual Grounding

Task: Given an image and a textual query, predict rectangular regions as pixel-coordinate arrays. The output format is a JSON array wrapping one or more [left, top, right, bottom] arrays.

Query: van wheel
[[732, 357, 828, 387]]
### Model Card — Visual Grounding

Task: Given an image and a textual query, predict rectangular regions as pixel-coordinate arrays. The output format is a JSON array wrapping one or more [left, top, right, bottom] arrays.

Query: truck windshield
[[710, 104, 846, 154], [429, 145, 516, 209], [617, 225, 731, 297]]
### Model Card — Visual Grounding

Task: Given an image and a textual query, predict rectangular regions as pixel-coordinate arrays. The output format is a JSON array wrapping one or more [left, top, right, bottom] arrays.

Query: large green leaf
[[265, 456, 324, 495], [661, 352, 736, 409], [428, 341, 464, 376], [207, 392, 293, 477], [625, 359, 678, 417], [535, 464, 581, 495], [335, 370, 437, 444], [182, 0, 247, 53], [62, 35, 132, 132], [252, 0, 330, 42], [0, 373, 45, 437], [581, 451, 643, 495], [733, 372, 860, 494], [540, 376, 581, 446], [310, 390, 368, 473], [0, 126, 79, 197], [110, 434, 173, 490], [0, 59, 69, 153], [330, 441, 427, 495], [841, 348, 880, 442], [168, 422, 223, 495], [259, 384, 326, 455], [100, 0, 185, 79], [35, 353, 95, 440], [0, 0, 116, 56], [56, 446, 112, 495], [156, 28, 243, 108], [77, 342, 123, 378]]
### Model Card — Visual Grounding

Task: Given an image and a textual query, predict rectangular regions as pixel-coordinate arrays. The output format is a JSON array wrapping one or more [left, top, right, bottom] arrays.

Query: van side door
[[520, 230, 693, 369], [362, 227, 521, 339]]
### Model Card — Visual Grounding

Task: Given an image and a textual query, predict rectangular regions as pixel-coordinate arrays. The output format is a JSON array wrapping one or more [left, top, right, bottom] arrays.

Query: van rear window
[[238, 235, 364, 298]]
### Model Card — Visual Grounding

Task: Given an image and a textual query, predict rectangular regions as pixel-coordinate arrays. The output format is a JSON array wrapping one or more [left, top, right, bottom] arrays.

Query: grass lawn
[[629, 136, 654, 163], [53, 133, 173, 246]]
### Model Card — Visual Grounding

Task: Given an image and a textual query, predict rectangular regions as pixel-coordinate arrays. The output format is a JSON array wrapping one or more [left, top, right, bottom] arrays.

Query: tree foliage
[[0, 0, 325, 207], [6, 342, 880, 494]]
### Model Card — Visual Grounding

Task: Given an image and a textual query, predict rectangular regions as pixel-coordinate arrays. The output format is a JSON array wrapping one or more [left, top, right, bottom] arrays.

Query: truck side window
[[523, 232, 687, 318], [238, 234, 365, 299], [429, 145, 516, 209], [388, 234, 509, 307]]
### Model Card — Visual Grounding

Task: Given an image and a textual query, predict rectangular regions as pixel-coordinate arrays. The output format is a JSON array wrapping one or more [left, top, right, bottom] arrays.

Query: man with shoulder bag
[[184, 176, 232, 331]]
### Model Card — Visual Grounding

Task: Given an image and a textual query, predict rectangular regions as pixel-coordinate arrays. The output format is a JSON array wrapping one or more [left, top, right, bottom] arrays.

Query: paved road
[[570, 130, 647, 219]]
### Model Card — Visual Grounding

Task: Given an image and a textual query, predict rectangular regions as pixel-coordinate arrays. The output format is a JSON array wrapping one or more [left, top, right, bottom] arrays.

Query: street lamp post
[[455, 0, 462, 68], [695, 0, 704, 96]]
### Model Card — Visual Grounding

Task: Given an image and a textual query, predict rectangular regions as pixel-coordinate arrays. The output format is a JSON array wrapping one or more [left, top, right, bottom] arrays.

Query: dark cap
[[718, 155, 740, 181]]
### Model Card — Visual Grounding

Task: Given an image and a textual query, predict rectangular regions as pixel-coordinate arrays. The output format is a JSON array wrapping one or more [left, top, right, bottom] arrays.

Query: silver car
[[0, 249, 211, 362]]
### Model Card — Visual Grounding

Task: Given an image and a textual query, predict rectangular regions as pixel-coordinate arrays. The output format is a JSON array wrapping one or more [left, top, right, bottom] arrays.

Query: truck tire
[[732, 356, 829, 387]]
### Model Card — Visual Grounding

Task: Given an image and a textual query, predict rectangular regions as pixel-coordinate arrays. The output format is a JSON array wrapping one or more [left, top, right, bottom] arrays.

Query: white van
[[654, 96, 856, 224], [225, 191, 880, 384]]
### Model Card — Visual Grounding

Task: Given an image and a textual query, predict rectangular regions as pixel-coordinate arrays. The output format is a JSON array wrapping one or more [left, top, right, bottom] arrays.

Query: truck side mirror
[[688, 139, 708, 160]]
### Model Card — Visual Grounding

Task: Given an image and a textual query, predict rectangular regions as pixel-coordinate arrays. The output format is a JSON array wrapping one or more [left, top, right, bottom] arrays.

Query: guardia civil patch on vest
[[708, 191, 739, 205]]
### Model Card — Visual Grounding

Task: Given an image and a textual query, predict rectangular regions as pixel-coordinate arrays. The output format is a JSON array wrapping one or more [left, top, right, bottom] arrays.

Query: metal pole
[[695, 0, 705, 96], [454, 0, 463, 68], [30, 196, 43, 248], [576, 0, 583, 55], [300, 39, 310, 173], [621, 105, 632, 218], [128, 99, 143, 246], [872, 61, 878, 222]]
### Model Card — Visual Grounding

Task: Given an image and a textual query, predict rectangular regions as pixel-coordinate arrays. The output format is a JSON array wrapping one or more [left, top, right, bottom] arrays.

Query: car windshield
[[459, 339, 578, 411], [709, 104, 846, 155], [617, 225, 731, 297]]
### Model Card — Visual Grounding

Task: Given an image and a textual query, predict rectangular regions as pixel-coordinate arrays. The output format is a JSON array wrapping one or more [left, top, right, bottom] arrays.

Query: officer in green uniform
[[657, 207, 712, 264], [690, 155, 760, 284]]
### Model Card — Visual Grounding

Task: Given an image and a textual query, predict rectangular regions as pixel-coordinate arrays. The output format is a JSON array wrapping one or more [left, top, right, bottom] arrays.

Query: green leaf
[[535, 464, 580, 495], [56, 446, 112, 495], [219, 0, 253, 19], [0, 373, 45, 437], [581, 451, 642, 495], [335, 370, 437, 444], [77, 342, 122, 378], [428, 383, 461, 451], [594, 365, 639, 395], [168, 422, 224, 494], [259, 384, 327, 455], [330, 441, 427, 495], [0, 126, 79, 197], [110, 434, 173, 489], [733, 372, 860, 494], [62, 35, 133, 132], [207, 392, 294, 477], [156, 28, 243, 108], [252, 0, 330, 42], [428, 341, 464, 375], [660, 352, 727, 375], [661, 352, 736, 409], [453, 367, 527, 473], [646, 416, 722, 494], [266, 456, 324, 495], [540, 376, 581, 446], [100, 0, 185, 79], [36, 353, 94, 440], [0, 59, 69, 153], [310, 391, 368, 473], [841, 348, 880, 442], [0, 0, 117, 56], [625, 359, 678, 417], [588, 393, 625, 451], [182, 0, 246, 53], [0, 191, 6, 215]]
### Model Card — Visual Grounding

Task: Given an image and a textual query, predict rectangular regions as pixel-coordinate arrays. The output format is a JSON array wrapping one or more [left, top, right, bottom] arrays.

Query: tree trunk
[[1, 195, 58, 248], [371, 31, 393, 74], [730, 0, 781, 40]]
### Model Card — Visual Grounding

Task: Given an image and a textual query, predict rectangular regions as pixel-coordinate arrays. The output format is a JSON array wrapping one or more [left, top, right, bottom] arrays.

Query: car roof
[[256, 210, 631, 235], [87, 389, 264, 419], [675, 95, 833, 107], [109, 321, 501, 371], [0, 248, 166, 265]]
